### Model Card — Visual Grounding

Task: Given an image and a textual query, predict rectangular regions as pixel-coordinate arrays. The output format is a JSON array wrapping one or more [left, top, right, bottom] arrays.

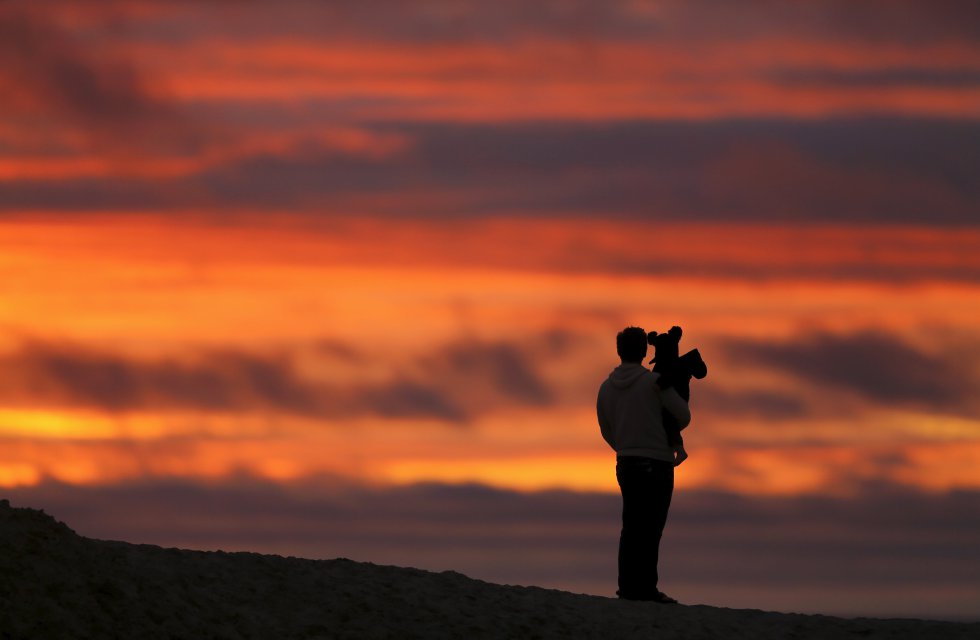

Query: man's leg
[[616, 458, 647, 597], [647, 460, 674, 591], [616, 457, 674, 598]]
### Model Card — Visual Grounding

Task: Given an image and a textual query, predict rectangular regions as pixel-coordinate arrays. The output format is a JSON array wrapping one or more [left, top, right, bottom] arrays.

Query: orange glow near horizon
[[2, 214, 979, 496], [4, 431, 980, 496]]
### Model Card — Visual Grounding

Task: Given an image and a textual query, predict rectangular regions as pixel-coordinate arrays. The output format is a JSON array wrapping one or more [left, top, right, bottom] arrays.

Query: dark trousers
[[616, 456, 674, 597]]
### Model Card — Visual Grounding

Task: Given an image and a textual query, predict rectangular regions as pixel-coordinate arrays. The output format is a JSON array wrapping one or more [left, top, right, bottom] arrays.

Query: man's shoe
[[616, 589, 679, 604]]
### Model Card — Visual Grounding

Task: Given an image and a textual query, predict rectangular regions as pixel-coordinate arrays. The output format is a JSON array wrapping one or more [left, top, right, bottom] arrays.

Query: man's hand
[[673, 446, 689, 467], [655, 370, 679, 391]]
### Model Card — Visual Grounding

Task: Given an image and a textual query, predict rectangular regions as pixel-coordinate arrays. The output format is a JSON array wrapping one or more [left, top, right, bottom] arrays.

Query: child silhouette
[[648, 326, 707, 466]]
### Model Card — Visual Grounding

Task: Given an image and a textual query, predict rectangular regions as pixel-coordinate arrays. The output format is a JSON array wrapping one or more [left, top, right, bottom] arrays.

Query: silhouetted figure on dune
[[597, 325, 703, 603]]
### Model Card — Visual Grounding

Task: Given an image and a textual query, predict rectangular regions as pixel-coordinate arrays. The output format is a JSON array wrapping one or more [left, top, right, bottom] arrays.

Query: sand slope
[[1, 500, 976, 639]]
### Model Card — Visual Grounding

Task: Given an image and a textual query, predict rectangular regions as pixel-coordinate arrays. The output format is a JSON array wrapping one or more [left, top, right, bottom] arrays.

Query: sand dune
[[2, 499, 976, 639]]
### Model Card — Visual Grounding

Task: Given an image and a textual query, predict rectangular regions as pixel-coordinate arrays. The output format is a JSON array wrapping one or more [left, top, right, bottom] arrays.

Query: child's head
[[648, 326, 682, 363]]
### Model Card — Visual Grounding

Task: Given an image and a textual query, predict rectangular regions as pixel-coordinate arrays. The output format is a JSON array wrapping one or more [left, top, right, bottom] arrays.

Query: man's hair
[[616, 326, 648, 363]]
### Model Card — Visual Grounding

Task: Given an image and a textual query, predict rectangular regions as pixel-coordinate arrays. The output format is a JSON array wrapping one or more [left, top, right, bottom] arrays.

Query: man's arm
[[597, 395, 616, 450], [660, 386, 691, 431]]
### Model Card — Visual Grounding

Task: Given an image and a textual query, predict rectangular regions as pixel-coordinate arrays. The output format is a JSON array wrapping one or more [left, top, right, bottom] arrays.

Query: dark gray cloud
[[355, 380, 465, 422], [226, 118, 979, 225], [770, 67, 980, 89], [7, 476, 979, 619], [3, 118, 976, 230], [0, 341, 324, 416], [0, 5, 199, 153], [417, 341, 554, 407], [0, 8, 154, 124], [720, 331, 980, 416], [0, 337, 555, 422], [51, 0, 980, 45], [397, 118, 978, 224]]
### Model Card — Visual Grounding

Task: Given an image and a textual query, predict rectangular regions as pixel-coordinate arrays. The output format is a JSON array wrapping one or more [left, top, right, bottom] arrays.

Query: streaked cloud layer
[[1, 0, 978, 619], [2, 1, 978, 220]]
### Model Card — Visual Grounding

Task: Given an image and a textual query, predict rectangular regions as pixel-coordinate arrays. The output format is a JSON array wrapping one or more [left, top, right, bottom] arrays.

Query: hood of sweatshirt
[[607, 363, 650, 389]]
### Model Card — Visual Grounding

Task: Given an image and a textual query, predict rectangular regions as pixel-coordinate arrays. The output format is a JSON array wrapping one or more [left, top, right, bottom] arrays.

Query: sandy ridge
[[2, 500, 976, 639]]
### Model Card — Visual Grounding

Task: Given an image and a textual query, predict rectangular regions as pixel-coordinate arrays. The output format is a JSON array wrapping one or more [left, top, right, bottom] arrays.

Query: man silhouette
[[597, 326, 691, 603]]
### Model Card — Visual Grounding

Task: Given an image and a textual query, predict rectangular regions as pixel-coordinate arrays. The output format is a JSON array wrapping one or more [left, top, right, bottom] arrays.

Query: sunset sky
[[2, 0, 979, 620]]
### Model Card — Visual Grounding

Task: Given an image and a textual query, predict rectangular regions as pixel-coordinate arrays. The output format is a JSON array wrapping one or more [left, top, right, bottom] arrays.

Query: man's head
[[616, 326, 648, 363]]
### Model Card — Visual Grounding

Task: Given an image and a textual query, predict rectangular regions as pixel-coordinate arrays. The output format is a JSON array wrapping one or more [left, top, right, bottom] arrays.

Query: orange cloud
[[140, 39, 979, 120], [5, 215, 979, 284]]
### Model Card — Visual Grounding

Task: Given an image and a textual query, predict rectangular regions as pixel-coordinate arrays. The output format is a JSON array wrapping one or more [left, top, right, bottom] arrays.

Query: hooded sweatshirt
[[597, 362, 691, 462]]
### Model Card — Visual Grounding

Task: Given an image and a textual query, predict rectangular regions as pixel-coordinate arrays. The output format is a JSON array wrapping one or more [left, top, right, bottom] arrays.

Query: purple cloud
[[0, 337, 557, 422]]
